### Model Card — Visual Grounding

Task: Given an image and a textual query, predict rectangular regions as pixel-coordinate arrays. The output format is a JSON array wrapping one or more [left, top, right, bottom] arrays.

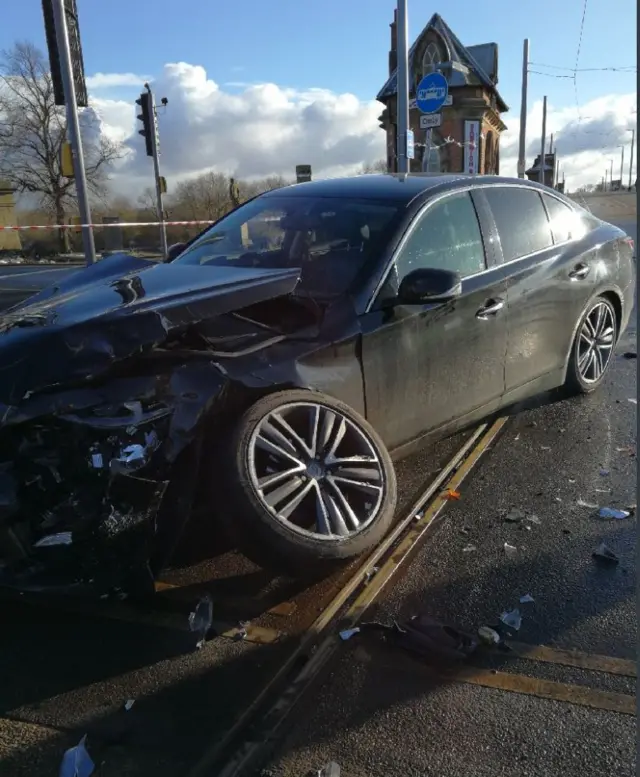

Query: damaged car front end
[[0, 255, 304, 598]]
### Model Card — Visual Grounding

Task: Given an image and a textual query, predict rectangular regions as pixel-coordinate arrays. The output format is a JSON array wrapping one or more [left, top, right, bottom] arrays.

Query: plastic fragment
[[462, 544, 477, 553], [443, 488, 461, 500], [598, 507, 630, 520], [599, 468, 610, 477], [500, 608, 522, 631], [188, 595, 213, 649], [592, 542, 619, 564], [514, 433, 520, 441], [504, 542, 517, 556], [339, 627, 360, 641], [504, 508, 525, 523], [628, 398, 637, 404], [478, 626, 501, 645], [90, 452, 103, 468], [541, 445, 551, 451], [519, 593, 535, 604], [58, 735, 94, 777], [317, 762, 341, 777], [527, 515, 542, 525], [124, 699, 135, 711], [577, 498, 599, 509], [34, 532, 72, 547]]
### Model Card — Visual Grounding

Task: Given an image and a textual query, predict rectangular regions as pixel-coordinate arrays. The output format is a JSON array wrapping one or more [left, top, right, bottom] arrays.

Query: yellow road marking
[[508, 641, 636, 678]]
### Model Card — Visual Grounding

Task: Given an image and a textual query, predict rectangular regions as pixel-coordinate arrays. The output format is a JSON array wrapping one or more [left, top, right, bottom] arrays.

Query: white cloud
[[499, 93, 637, 189], [85, 72, 149, 90], [83, 62, 636, 196]]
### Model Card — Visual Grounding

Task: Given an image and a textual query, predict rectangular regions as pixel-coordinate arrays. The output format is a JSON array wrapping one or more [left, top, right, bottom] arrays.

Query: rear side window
[[542, 194, 589, 243], [484, 187, 553, 262]]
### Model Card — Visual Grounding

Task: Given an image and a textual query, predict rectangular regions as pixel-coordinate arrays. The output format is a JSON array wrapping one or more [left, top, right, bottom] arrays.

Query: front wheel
[[220, 390, 397, 575], [564, 296, 618, 395]]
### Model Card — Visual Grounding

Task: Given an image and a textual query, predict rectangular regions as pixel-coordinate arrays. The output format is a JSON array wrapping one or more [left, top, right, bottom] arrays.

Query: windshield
[[172, 194, 402, 298]]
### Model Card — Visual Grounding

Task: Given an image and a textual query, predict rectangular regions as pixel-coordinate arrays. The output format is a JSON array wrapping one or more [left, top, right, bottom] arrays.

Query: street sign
[[410, 94, 451, 110], [420, 114, 442, 129], [406, 130, 415, 160], [415, 72, 449, 115], [296, 164, 312, 183]]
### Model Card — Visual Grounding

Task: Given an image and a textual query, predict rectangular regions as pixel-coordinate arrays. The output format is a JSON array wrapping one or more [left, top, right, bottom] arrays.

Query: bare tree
[[360, 159, 388, 174], [0, 42, 123, 252]]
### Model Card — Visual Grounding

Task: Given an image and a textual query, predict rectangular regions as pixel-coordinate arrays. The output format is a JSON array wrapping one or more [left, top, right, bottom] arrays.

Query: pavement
[[0, 221, 636, 776]]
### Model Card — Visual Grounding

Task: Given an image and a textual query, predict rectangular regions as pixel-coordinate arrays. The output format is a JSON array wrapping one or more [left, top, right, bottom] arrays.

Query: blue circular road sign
[[415, 72, 448, 114]]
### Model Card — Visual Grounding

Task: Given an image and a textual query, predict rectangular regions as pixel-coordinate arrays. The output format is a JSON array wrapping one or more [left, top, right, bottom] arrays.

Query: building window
[[422, 129, 449, 173], [422, 42, 442, 75]]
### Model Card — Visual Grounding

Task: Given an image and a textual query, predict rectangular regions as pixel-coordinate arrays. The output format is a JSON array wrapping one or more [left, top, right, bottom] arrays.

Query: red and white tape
[[0, 220, 213, 231]]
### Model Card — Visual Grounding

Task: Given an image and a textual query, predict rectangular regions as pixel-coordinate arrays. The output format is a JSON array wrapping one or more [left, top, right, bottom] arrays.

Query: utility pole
[[517, 39, 529, 178], [395, 0, 410, 174], [51, 0, 96, 265], [539, 96, 547, 185], [609, 158, 614, 190], [628, 129, 635, 190], [137, 85, 168, 259], [619, 145, 625, 189]]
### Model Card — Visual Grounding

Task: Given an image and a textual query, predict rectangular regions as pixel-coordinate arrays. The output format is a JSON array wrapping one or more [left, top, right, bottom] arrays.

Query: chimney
[[389, 9, 398, 75]]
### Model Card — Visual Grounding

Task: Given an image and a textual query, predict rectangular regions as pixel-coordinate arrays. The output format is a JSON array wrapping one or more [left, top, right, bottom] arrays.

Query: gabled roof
[[376, 13, 508, 113]]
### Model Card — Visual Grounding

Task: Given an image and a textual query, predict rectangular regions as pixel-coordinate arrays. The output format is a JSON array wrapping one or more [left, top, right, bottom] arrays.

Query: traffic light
[[136, 92, 153, 157]]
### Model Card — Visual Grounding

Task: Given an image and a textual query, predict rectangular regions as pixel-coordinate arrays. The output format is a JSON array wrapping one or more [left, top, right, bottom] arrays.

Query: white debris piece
[[504, 542, 517, 556], [35, 532, 72, 547]]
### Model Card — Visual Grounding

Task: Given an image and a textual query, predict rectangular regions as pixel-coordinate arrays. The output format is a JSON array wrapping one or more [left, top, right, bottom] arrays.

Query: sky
[[1, 0, 637, 197]]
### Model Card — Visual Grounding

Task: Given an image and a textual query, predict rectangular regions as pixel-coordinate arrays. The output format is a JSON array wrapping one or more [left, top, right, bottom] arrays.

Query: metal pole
[[422, 129, 432, 172], [549, 133, 553, 154], [628, 129, 635, 190], [517, 39, 529, 178], [619, 146, 625, 189], [396, 0, 410, 174], [145, 84, 168, 259], [51, 0, 96, 265], [610, 157, 616, 188], [539, 96, 547, 185], [554, 153, 559, 189]]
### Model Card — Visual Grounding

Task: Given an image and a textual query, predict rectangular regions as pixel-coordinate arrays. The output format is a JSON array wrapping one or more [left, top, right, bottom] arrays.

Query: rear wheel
[[564, 296, 617, 394], [220, 390, 397, 574]]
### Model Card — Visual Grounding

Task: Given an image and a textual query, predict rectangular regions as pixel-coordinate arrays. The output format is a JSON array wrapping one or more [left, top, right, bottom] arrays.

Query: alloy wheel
[[247, 402, 386, 540], [577, 301, 616, 383]]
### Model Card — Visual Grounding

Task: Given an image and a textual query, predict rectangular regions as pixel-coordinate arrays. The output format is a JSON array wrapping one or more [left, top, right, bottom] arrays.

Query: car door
[[479, 185, 596, 395], [359, 190, 508, 452]]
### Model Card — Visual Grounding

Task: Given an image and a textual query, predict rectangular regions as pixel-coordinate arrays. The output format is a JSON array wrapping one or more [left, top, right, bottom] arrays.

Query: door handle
[[476, 298, 505, 320], [569, 263, 590, 280]]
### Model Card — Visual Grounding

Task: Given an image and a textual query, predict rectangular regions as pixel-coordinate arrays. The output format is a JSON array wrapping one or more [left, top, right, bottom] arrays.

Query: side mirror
[[166, 242, 186, 261], [397, 267, 462, 304]]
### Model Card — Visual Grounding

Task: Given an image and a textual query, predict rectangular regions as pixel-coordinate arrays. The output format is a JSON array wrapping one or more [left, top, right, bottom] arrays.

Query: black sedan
[[0, 174, 634, 597]]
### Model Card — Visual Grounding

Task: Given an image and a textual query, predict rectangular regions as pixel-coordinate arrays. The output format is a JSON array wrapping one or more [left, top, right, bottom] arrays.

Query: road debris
[[504, 542, 517, 556], [188, 595, 213, 650], [527, 514, 542, 525], [317, 762, 341, 776], [124, 699, 135, 711], [597, 507, 631, 520], [500, 608, 522, 631], [599, 468, 610, 477], [478, 626, 501, 645], [592, 543, 619, 565], [396, 614, 478, 661], [443, 488, 461, 500], [519, 593, 535, 604], [462, 544, 477, 553], [628, 398, 637, 404], [622, 351, 637, 359], [339, 627, 361, 641], [504, 508, 525, 523], [58, 735, 94, 777], [577, 498, 599, 509]]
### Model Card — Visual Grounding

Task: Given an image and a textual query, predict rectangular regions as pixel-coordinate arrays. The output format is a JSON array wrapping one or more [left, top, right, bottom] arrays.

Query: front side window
[[484, 187, 554, 262], [172, 195, 402, 298], [542, 194, 589, 244], [395, 192, 486, 283]]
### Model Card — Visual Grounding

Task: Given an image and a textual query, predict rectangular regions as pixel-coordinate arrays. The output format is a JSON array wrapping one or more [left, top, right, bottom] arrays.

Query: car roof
[[263, 173, 563, 206]]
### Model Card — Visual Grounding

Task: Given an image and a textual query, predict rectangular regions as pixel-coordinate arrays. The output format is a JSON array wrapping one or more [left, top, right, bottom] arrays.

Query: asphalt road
[[0, 220, 636, 776]]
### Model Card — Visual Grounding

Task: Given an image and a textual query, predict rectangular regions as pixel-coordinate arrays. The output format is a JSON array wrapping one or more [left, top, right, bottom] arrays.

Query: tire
[[564, 295, 618, 395], [220, 389, 397, 575]]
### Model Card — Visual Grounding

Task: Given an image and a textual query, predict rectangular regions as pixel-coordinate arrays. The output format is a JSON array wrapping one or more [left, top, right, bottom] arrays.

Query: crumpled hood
[[0, 252, 301, 405]]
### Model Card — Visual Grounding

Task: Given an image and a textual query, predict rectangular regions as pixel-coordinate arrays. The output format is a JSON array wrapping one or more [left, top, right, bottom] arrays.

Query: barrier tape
[[0, 220, 213, 231]]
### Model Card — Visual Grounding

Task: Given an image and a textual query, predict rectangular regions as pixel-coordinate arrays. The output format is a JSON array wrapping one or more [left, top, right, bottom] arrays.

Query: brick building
[[376, 13, 508, 175], [526, 153, 556, 188]]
